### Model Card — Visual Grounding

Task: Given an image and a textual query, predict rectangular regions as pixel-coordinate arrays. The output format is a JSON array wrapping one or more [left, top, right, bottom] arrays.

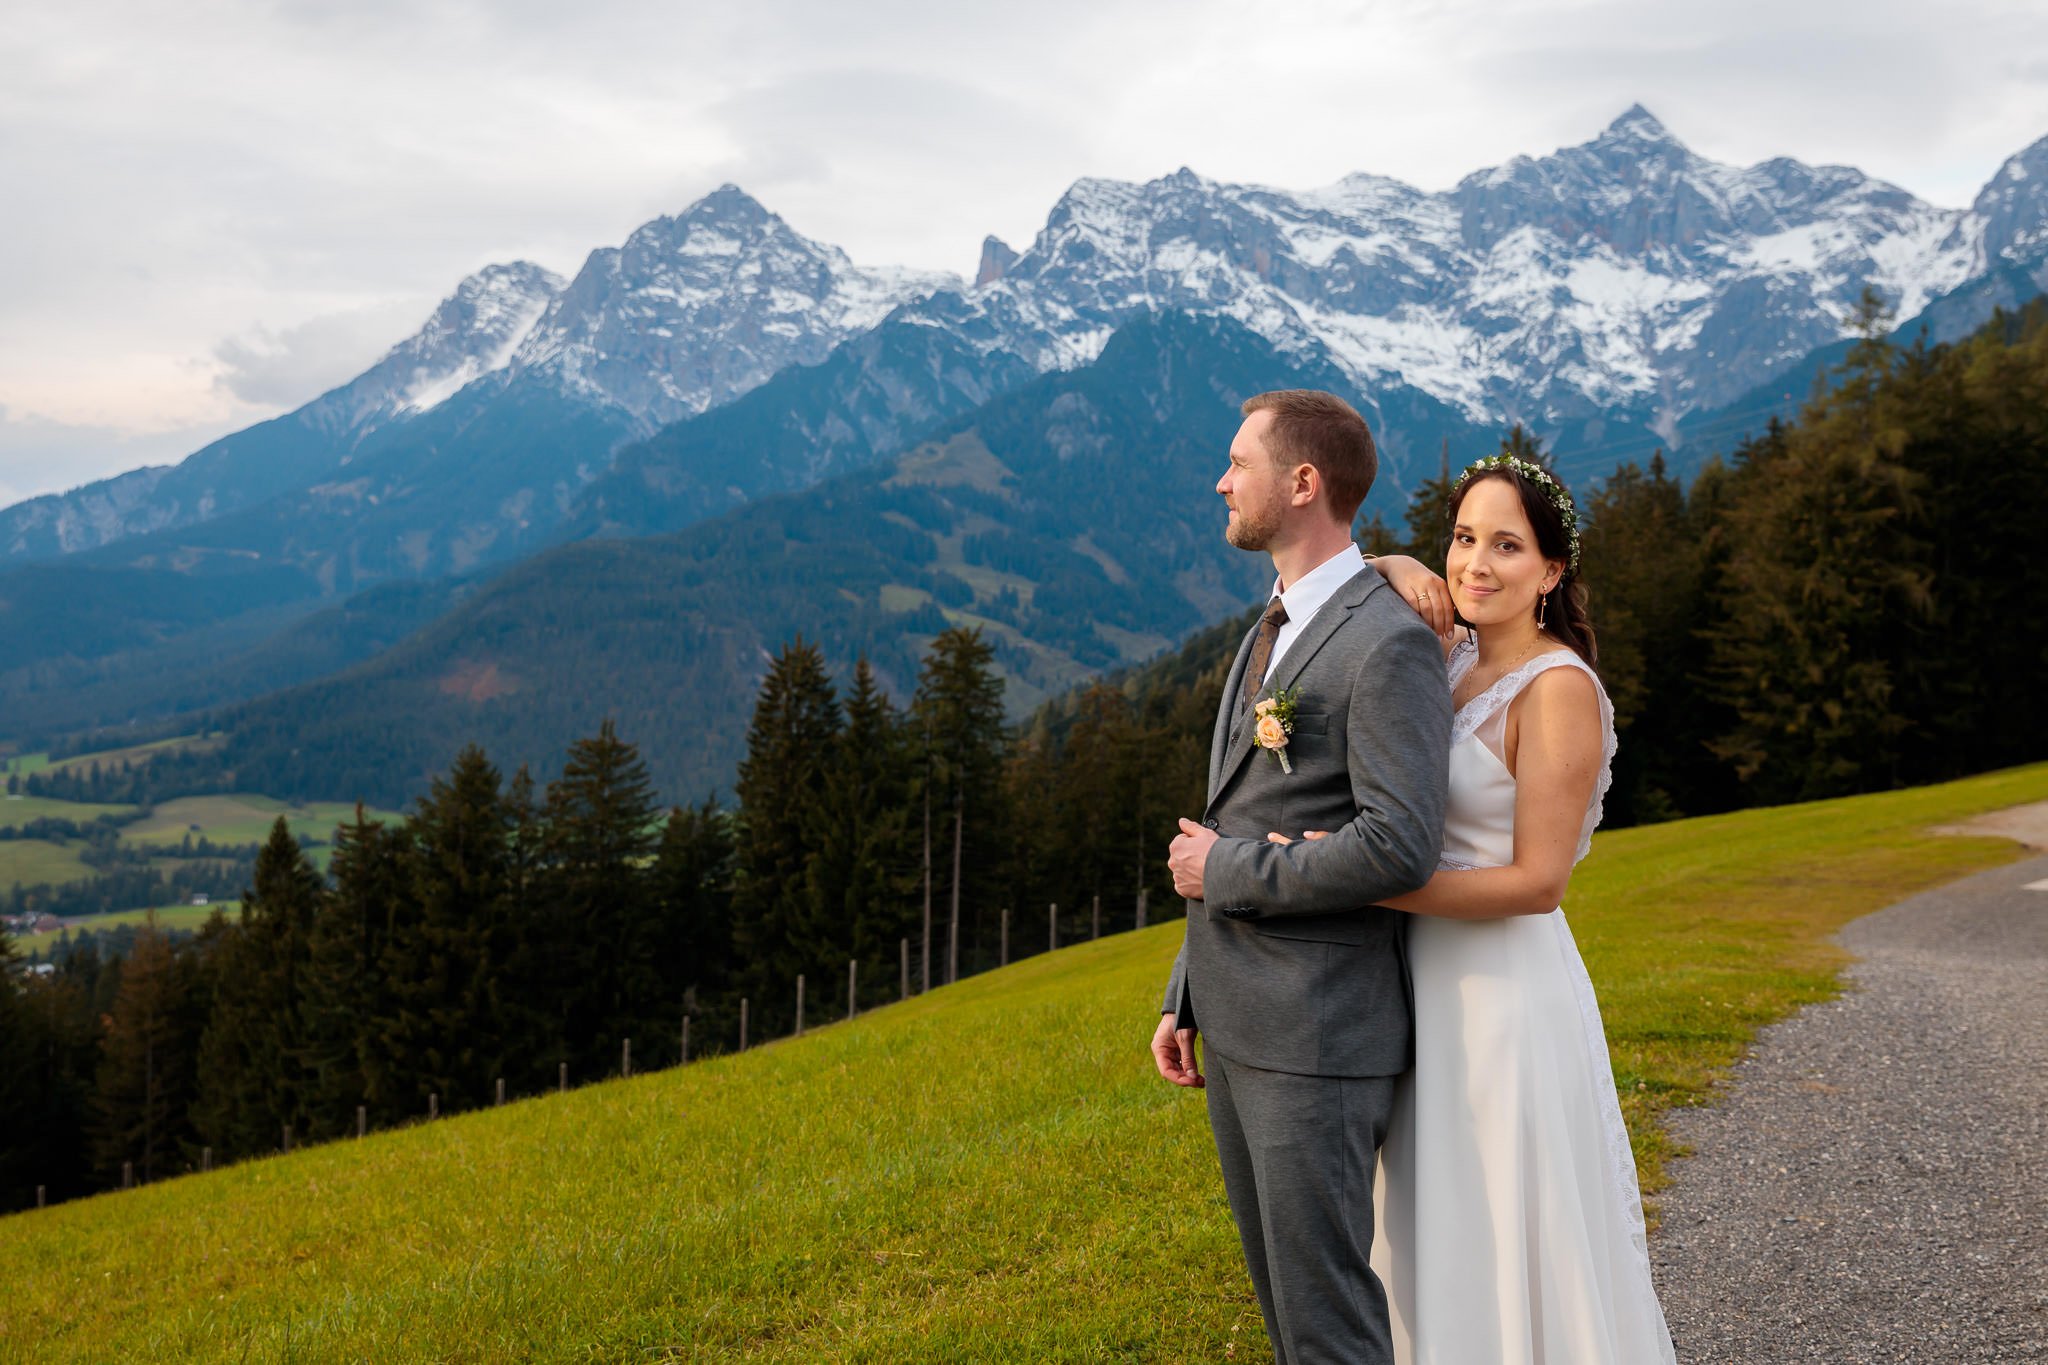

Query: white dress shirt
[[1265, 543, 1367, 681]]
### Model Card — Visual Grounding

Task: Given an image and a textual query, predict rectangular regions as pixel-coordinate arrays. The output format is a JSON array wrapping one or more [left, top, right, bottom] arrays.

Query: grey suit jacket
[[1161, 565, 1451, 1077]]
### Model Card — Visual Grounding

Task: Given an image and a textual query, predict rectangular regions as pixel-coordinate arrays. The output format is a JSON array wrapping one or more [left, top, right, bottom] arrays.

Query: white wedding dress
[[1371, 639, 1677, 1365]]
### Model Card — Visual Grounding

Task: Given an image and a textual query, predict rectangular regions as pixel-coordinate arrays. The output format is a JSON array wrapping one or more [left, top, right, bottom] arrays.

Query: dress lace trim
[[1446, 636, 1616, 865]]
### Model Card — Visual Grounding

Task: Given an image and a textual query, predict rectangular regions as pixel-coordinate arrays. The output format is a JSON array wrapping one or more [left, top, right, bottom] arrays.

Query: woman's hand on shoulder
[[1368, 554, 1456, 641]]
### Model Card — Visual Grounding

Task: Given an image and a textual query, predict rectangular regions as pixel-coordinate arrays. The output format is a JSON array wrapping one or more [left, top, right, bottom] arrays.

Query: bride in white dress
[[1276, 456, 1676, 1364]]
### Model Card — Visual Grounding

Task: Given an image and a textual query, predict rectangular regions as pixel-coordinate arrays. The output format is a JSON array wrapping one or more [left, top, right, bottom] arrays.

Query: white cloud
[[0, 0, 2043, 503], [212, 300, 425, 407]]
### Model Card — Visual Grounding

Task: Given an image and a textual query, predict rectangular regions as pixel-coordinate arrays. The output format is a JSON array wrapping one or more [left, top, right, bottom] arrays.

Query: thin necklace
[[1458, 631, 1544, 708]]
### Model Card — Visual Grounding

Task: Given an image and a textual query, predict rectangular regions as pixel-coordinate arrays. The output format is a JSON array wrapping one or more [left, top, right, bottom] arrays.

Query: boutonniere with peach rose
[[1253, 686, 1300, 774]]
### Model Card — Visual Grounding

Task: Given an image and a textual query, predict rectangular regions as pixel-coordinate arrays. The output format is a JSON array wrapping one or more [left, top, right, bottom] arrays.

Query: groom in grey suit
[[1153, 390, 1450, 1365]]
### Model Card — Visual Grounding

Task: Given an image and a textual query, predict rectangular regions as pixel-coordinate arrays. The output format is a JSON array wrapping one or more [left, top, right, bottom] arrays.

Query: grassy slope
[[2, 764, 2043, 1362]]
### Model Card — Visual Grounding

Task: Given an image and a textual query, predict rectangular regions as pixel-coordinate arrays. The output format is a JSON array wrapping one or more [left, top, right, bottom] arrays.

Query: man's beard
[[1225, 502, 1282, 551]]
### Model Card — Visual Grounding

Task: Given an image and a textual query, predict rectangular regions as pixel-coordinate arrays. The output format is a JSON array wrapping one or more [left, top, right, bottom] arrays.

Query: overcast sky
[[3, 0, 2044, 508]]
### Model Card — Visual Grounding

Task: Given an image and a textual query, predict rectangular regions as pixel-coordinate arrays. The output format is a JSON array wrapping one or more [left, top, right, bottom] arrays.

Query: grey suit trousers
[[1206, 1047, 1398, 1365]]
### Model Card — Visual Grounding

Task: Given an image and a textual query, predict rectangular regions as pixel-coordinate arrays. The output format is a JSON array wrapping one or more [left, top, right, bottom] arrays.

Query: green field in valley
[[0, 793, 141, 825], [1, 764, 2043, 1362], [3, 793, 408, 893], [11, 902, 240, 948], [0, 840, 96, 892], [120, 795, 400, 852]]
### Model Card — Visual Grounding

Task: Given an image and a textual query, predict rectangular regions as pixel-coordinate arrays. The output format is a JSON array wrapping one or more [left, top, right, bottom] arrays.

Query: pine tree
[[651, 799, 735, 1045], [89, 912, 203, 1184], [807, 659, 915, 1008], [732, 639, 842, 1037], [1885, 299, 2048, 782], [297, 805, 407, 1138], [0, 936, 100, 1206], [363, 747, 511, 1118], [1400, 437, 1461, 565], [1708, 296, 1931, 800], [1578, 451, 1717, 823], [913, 627, 1008, 980], [1049, 682, 1143, 930], [191, 818, 322, 1160], [495, 765, 554, 1088], [543, 721, 661, 1075]]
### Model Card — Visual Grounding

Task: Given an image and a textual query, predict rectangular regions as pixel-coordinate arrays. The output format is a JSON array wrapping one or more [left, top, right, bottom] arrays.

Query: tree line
[[3, 295, 2044, 1214]]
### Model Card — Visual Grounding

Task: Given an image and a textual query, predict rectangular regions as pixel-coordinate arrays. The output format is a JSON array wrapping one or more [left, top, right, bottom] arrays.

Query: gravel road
[[1649, 838, 2048, 1363]]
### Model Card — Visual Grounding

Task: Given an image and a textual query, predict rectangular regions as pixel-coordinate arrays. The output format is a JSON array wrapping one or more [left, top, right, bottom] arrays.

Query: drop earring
[[1537, 585, 1549, 629]]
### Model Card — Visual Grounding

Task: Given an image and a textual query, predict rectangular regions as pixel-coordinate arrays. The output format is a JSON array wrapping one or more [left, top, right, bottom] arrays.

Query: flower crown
[[1455, 453, 1582, 574]]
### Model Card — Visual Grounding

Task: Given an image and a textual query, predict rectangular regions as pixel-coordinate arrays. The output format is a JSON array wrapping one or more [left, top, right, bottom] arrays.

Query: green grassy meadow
[[0, 793, 140, 824], [1, 765, 2043, 1362], [121, 795, 403, 853], [3, 788, 402, 906], [12, 902, 239, 949], [0, 839, 97, 890]]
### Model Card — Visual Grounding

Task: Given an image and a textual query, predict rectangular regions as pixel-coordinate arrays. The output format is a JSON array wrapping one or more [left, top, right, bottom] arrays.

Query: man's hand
[[1170, 817, 1219, 899], [1151, 1011, 1204, 1088]]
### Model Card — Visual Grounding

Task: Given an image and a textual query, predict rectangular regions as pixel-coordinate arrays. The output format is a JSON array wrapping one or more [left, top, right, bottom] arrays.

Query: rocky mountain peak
[[976, 235, 1019, 286], [1601, 103, 1675, 145], [1973, 133, 2048, 263], [352, 260, 563, 419], [508, 185, 956, 430]]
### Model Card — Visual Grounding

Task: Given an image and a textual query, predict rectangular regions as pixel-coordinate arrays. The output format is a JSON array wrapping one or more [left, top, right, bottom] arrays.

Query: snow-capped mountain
[[0, 262, 563, 560], [364, 261, 564, 420], [1972, 133, 2048, 265], [9, 107, 2046, 579], [900, 105, 2016, 447], [503, 185, 960, 433], [0, 191, 957, 565]]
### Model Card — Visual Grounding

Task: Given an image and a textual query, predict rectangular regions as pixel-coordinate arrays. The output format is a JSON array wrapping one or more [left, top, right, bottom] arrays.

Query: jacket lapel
[[1208, 621, 1263, 802], [1207, 566, 1382, 810]]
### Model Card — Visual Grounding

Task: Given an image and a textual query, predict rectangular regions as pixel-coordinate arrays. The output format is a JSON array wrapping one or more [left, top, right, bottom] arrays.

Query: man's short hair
[[1241, 389, 1377, 521]]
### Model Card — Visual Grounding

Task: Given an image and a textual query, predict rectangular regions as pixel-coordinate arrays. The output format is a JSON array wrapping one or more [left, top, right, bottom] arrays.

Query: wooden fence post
[[1136, 888, 1148, 929], [122, 1162, 133, 1190], [1001, 907, 1009, 966], [796, 975, 805, 1036], [1092, 894, 1101, 940], [559, 1062, 568, 1094], [202, 1146, 213, 1172], [356, 1107, 365, 1138], [681, 1014, 691, 1064], [622, 1037, 632, 1078], [282, 1124, 292, 1154], [899, 939, 909, 999], [429, 1092, 439, 1120], [740, 997, 750, 1050], [36, 1184, 45, 1209], [496, 1078, 506, 1107], [847, 959, 857, 1021], [1049, 902, 1058, 953]]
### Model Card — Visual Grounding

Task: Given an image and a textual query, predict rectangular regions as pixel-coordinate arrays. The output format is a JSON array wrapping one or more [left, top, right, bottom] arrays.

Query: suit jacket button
[[1202, 818, 1219, 830]]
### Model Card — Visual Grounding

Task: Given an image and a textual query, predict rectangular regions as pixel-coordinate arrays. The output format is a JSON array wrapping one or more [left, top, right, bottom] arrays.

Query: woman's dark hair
[[1447, 466, 1598, 667]]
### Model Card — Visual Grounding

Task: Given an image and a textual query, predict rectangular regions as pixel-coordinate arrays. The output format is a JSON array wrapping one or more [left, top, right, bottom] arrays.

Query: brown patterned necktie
[[1241, 595, 1289, 712]]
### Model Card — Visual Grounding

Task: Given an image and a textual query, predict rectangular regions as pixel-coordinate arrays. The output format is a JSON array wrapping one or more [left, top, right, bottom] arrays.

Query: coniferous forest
[[3, 298, 2046, 1214]]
